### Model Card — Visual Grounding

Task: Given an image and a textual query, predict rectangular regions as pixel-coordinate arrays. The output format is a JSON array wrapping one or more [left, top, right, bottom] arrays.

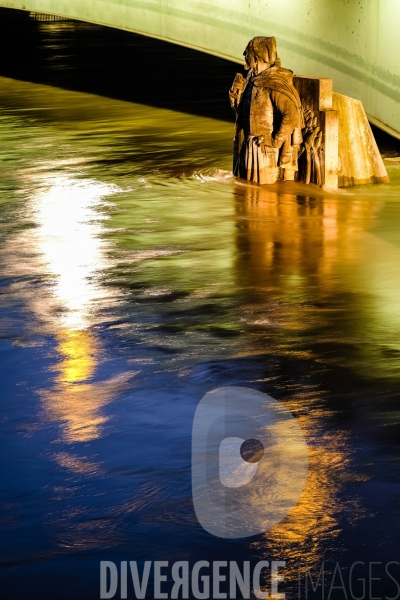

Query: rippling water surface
[[1, 15, 400, 600]]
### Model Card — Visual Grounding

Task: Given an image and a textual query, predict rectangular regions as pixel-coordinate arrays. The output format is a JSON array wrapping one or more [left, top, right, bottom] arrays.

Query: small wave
[[191, 168, 234, 183]]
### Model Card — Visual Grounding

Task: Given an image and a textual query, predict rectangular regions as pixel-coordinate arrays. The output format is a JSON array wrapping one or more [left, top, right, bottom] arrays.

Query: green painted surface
[[1, 0, 400, 136]]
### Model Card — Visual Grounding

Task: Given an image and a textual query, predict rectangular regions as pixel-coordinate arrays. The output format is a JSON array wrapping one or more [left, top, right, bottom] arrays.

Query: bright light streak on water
[[30, 175, 119, 330]]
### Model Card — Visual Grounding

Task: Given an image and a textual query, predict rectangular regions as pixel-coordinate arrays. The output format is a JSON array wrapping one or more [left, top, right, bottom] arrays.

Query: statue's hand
[[298, 109, 321, 157], [304, 126, 320, 151], [229, 73, 246, 111], [231, 73, 246, 92], [254, 134, 273, 152], [299, 108, 323, 185]]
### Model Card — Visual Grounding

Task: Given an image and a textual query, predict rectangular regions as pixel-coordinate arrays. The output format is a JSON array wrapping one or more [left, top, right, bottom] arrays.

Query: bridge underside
[[1, 0, 400, 138]]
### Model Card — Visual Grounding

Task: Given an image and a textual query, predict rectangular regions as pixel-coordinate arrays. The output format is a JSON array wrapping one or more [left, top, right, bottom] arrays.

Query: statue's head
[[244, 37, 277, 70]]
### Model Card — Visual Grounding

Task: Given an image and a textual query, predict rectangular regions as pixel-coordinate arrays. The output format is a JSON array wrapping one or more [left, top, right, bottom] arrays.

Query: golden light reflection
[[42, 359, 131, 444], [230, 388, 366, 586], [19, 170, 125, 442], [234, 183, 380, 286], [41, 325, 134, 444], [234, 181, 400, 377], [55, 329, 96, 384], [233, 184, 375, 579], [251, 407, 359, 579], [42, 328, 105, 443]]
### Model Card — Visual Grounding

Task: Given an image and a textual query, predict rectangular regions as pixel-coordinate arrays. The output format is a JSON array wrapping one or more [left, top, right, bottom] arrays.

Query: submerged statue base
[[333, 91, 389, 186], [230, 37, 389, 189]]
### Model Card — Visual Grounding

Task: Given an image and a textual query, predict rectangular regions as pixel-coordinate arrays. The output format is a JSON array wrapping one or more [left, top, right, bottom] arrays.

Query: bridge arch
[[1, 0, 400, 137]]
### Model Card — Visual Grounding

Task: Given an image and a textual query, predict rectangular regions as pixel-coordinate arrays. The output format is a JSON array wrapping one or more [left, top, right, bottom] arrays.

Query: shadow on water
[[0, 7, 240, 122]]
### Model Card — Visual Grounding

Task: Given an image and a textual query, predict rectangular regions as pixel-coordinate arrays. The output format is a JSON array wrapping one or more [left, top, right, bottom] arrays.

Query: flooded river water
[[1, 14, 400, 600]]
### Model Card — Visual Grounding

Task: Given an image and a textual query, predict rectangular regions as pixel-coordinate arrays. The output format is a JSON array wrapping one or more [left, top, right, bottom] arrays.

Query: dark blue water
[[1, 13, 400, 600]]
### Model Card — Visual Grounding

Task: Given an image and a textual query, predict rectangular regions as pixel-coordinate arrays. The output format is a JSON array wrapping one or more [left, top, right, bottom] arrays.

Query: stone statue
[[229, 36, 304, 184], [229, 36, 389, 188]]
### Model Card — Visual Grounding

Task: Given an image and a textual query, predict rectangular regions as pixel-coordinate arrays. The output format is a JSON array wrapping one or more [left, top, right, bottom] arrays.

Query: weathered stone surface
[[333, 92, 390, 186], [293, 76, 338, 189]]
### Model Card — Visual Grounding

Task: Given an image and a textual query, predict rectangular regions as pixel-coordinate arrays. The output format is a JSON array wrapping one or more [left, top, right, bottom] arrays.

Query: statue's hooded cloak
[[233, 37, 304, 183], [245, 37, 303, 129]]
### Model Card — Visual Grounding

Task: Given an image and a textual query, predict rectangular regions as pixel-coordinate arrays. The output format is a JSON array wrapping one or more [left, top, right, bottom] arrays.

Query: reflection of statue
[[229, 37, 303, 184]]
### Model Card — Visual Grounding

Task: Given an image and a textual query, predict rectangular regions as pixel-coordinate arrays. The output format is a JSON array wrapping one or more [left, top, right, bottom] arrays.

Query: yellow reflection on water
[[234, 182, 380, 284], [241, 391, 363, 583], [48, 328, 108, 443], [251, 409, 358, 579], [234, 184, 376, 578], [43, 329, 107, 442], [56, 329, 96, 384], [234, 181, 400, 377], [18, 170, 124, 441], [42, 326, 132, 443]]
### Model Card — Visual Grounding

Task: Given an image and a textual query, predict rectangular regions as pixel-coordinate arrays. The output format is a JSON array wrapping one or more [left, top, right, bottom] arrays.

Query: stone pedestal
[[293, 75, 389, 188], [294, 76, 339, 189], [333, 92, 390, 186]]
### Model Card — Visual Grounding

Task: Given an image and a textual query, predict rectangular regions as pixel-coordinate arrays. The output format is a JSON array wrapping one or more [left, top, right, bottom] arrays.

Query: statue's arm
[[270, 91, 299, 148], [229, 73, 246, 112]]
